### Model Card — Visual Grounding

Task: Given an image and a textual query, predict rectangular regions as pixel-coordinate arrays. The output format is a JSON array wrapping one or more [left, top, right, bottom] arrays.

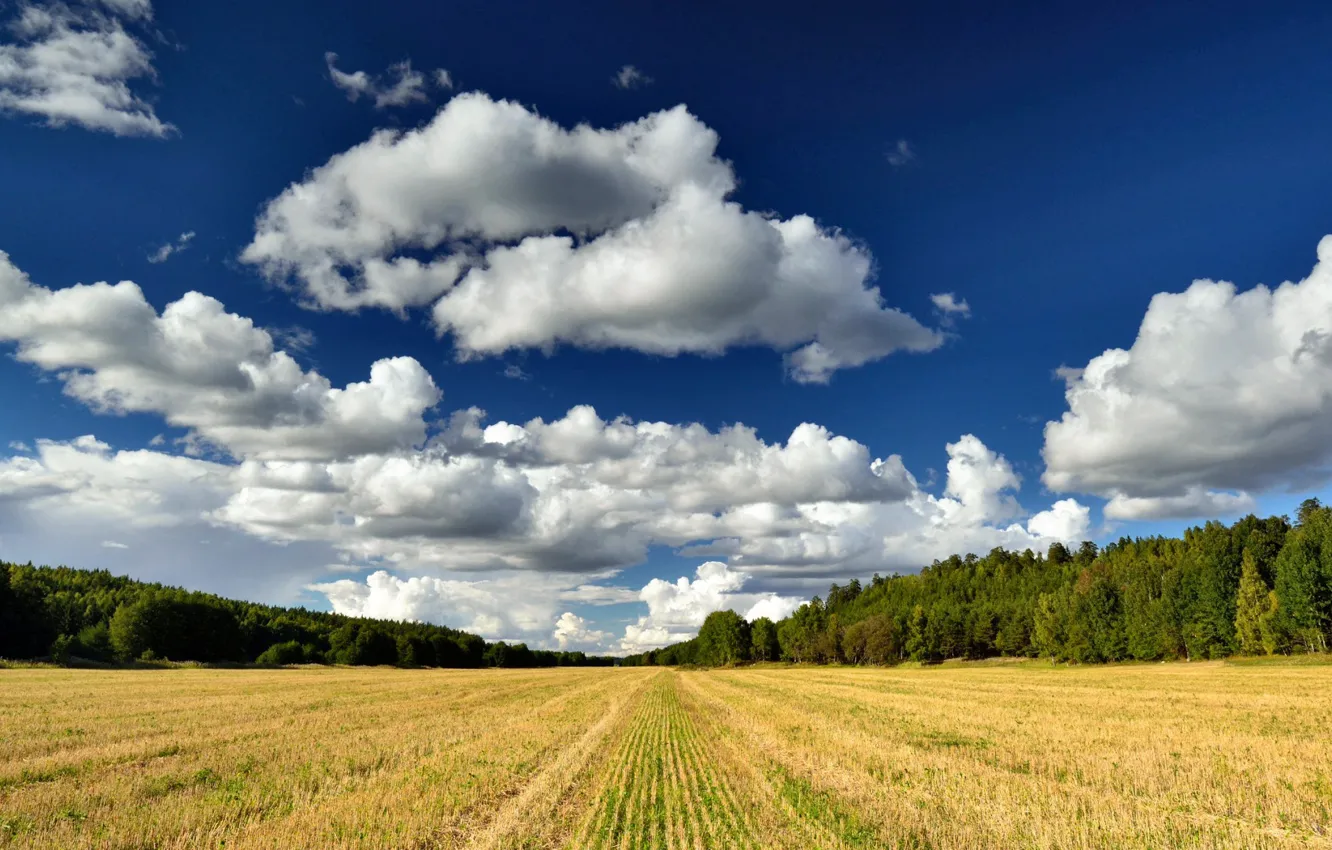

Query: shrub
[[49, 634, 73, 666], [256, 640, 306, 666]]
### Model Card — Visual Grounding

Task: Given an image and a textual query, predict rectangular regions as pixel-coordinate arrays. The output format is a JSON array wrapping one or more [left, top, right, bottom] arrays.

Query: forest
[[0, 562, 614, 668], [7, 499, 1332, 670], [622, 499, 1332, 667]]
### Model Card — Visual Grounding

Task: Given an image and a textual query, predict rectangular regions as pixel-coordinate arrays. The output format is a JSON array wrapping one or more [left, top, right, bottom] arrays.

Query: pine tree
[[1234, 551, 1268, 655]]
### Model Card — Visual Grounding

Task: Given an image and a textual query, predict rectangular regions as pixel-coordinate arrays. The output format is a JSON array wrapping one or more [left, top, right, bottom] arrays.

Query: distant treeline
[[622, 500, 1332, 667], [0, 563, 615, 668]]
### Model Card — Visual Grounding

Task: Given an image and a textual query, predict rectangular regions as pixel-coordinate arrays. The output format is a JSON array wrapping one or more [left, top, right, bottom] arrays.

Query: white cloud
[[0, 251, 440, 461], [311, 569, 599, 640], [551, 611, 609, 651], [7, 441, 30, 453], [242, 94, 943, 381], [1044, 235, 1332, 519], [886, 139, 914, 167], [557, 584, 639, 605], [324, 52, 432, 109], [613, 64, 651, 89], [939, 434, 1021, 525], [433, 69, 452, 90], [147, 231, 194, 264], [695, 434, 1091, 582], [1025, 498, 1093, 540], [267, 325, 316, 355], [0, 252, 1089, 645], [0, 435, 232, 528], [0, 439, 338, 604], [930, 292, 970, 318], [618, 561, 802, 653], [1103, 489, 1256, 522], [0, 0, 171, 136], [212, 406, 923, 575]]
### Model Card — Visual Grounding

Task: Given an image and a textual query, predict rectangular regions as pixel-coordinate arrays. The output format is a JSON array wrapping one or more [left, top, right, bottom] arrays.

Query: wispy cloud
[[147, 231, 194, 264], [325, 53, 449, 109], [886, 138, 915, 167], [931, 292, 971, 329], [101, 540, 129, 549], [268, 325, 317, 355], [612, 64, 652, 90]]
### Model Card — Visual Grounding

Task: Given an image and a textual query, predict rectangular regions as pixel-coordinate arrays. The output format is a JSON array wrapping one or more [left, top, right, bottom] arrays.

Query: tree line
[[0, 563, 615, 668], [622, 500, 1332, 667]]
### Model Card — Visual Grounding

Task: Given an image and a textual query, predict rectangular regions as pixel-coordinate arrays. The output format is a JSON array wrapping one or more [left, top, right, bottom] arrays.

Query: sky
[[2, 0, 1332, 654]]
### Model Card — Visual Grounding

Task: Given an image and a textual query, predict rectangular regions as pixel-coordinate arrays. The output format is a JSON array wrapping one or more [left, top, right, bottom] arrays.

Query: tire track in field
[[461, 672, 652, 850], [680, 672, 895, 850], [567, 671, 766, 850]]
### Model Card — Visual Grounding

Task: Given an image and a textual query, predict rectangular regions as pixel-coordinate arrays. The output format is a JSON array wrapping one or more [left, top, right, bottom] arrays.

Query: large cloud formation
[[241, 94, 942, 382], [1044, 235, 1332, 520], [0, 0, 171, 136], [0, 251, 440, 461], [0, 251, 1087, 649]]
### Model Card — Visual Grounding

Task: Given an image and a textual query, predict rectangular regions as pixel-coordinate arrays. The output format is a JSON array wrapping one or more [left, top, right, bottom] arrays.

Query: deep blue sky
[[2, 0, 1331, 647]]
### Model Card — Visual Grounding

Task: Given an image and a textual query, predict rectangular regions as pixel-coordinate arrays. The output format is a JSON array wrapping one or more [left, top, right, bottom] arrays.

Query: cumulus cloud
[[613, 64, 651, 89], [0, 251, 440, 461], [0, 0, 171, 136], [1044, 235, 1332, 519], [325, 52, 440, 109], [147, 230, 193, 264], [0, 252, 1089, 644], [213, 406, 923, 575], [310, 569, 607, 640], [697, 435, 1092, 582], [619, 561, 802, 653], [0, 435, 232, 527], [242, 94, 943, 381], [551, 611, 610, 651]]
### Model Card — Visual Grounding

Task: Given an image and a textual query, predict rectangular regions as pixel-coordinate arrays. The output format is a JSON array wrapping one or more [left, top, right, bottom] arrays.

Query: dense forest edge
[[621, 499, 1332, 667], [6, 499, 1332, 671], [0, 563, 614, 669]]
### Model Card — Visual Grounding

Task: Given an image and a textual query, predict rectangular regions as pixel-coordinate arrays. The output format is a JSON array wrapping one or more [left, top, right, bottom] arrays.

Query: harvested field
[[1, 661, 1330, 848]]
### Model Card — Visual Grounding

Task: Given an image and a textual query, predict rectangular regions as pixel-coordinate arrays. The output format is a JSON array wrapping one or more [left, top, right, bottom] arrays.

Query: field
[[1, 662, 1331, 849]]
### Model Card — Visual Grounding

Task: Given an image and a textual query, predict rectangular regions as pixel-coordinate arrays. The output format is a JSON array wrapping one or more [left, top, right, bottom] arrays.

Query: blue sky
[[2, 0, 1332, 653]]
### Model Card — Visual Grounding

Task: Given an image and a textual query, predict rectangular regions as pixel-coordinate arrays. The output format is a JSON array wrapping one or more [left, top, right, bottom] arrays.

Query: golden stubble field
[[1, 661, 1330, 849]]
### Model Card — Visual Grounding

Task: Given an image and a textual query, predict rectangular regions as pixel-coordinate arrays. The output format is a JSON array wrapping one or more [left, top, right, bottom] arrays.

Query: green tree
[[1032, 591, 1067, 660], [109, 594, 244, 662], [843, 614, 898, 665], [1259, 591, 1289, 655], [1273, 504, 1332, 653], [49, 634, 73, 666], [696, 610, 750, 665], [1234, 551, 1268, 655], [749, 617, 780, 662], [905, 604, 928, 662]]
